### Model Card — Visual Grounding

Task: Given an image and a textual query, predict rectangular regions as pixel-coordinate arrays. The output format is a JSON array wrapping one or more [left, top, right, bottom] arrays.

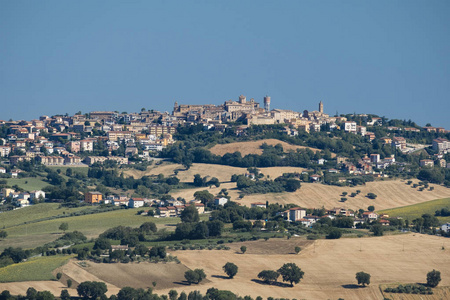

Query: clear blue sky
[[1, 1, 449, 128]]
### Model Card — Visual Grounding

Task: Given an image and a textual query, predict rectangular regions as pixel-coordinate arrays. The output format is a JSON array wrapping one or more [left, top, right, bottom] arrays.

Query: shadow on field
[[211, 275, 231, 280], [251, 279, 292, 288], [173, 281, 192, 286], [341, 284, 364, 289]]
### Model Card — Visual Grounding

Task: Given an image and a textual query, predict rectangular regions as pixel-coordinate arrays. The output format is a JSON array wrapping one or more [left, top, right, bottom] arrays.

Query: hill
[[1, 234, 448, 299], [209, 139, 335, 157], [123, 162, 306, 183]]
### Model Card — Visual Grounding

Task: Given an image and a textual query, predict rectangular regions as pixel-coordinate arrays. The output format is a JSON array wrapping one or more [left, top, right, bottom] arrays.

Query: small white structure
[[30, 190, 46, 202], [214, 197, 228, 206], [441, 223, 450, 233]]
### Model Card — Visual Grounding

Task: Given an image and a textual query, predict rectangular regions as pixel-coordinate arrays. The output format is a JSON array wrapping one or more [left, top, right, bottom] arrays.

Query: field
[[0, 205, 180, 251], [5, 177, 49, 191], [123, 162, 305, 183], [378, 198, 450, 223], [209, 139, 336, 157], [0, 255, 73, 282], [1, 234, 448, 299]]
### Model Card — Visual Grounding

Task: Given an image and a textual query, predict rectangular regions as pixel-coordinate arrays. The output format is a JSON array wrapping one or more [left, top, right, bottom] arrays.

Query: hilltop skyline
[[1, 1, 449, 127]]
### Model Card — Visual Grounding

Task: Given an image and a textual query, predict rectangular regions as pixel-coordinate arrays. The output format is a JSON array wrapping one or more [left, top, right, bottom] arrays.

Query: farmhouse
[[442, 223, 450, 233]]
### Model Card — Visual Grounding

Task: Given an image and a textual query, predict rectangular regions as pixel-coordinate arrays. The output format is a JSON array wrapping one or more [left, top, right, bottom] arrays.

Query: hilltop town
[[0, 95, 449, 209]]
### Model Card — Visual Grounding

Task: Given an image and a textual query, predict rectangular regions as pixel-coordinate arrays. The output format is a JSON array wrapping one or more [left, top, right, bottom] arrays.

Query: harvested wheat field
[[124, 162, 305, 183], [236, 179, 450, 211], [158, 234, 450, 300], [209, 139, 335, 157]]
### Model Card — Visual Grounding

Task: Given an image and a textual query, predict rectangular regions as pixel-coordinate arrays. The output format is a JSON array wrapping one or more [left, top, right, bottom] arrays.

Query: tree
[[169, 290, 178, 300], [326, 228, 342, 239], [193, 190, 214, 205], [60, 290, 70, 300], [180, 205, 199, 223], [371, 224, 384, 236], [368, 205, 375, 212], [257, 270, 279, 284], [67, 279, 73, 288], [93, 238, 111, 250], [36, 291, 55, 300], [240, 246, 247, 254], [26, 287, 38, 300], [184, 269, 206, 285], [59, 222, 69, 233], [0, 231, 7, 239], [77, 281, 108, 299], [277, 263, 304, 286], [223, 262, 238, 278], [355, 271, 371, 286], [294, 246, 301, 254], [56, 272, 62, 280], [140, 222, 157, 234], [427, 269, 441, 287]]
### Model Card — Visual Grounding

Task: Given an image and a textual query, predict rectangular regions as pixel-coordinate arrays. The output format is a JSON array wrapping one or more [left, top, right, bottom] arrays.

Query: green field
[[46, 165, 89, 176], [378, 197, 450, 223], [0, 204, 183, 250], [0, 203, 102, 229], [0, 255, 74, 282], [5, 177, 50, 191]]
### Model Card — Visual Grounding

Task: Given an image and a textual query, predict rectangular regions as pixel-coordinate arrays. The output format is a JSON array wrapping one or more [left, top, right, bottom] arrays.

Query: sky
[[1, 1, 449, 128]]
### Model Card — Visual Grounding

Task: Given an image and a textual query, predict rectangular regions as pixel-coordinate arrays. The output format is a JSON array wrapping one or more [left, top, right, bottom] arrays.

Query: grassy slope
[[0, 255, 74, 282], [378, 198, 450, 223], [5, 177, 50, 191], [0, 203, 101, 229], [0, 205, 181, 250]]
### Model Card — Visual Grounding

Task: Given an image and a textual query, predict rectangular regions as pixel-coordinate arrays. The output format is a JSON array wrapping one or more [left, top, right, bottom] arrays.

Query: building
[[30, 190, 46, 202], [284, 207, 307, 222], [251, 202, 267, 209], [214, 197, 228, 206], [420, 159, 434, 167], [343, 122, 357, 133], [392, 136, 407, 150], [0, 146, 11, 157], [370, 154, 380, 163], [85, 191, 103, 204], [129, 198, 146, 208], [433, 138, 450, 153], [441, 223, 450, 233]]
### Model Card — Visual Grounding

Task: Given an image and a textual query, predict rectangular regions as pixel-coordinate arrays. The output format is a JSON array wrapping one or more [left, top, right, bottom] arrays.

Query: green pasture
[[378, 198, 450, 223], [0, 255, 74, 282]]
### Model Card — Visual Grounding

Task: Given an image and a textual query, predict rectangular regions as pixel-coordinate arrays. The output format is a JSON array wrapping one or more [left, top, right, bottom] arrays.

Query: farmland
[[0, 205, 180, 251], [378, 198, 450, 223], [209, 139, 335, 157], [1, 234, 448, 299], [0, 255, 73, 282]]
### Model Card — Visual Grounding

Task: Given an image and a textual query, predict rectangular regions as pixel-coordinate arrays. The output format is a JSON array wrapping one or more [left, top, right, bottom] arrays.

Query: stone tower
[[319, 101, 323, 113]]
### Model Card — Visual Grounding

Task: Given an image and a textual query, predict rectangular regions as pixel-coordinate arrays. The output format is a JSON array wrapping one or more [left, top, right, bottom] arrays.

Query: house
[[0, 167, 5, 174], [370, 154, 380, 163], [392, 136, 407, 149], [167, 206, 177, 217], [251, 202, 267, 209], [214, 197, 228, 206], [433, 138, 450, 153], [85, 191, 103, 204], [129, 198, 146, 208], [194, 203, 205, 214], [158, 207, 169, 217], [15, 198, 30, 207], [420, 159, 434, 167], [379, 219, 390, 226], [343, 121, 357, 133], [283, 207, 307, 222], [362, 211, 378, 221], [310, 174, 321, 182], [113, 198, 129, 207]]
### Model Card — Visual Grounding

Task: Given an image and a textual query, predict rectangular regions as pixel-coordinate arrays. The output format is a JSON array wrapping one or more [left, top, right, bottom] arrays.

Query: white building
[[214, 197, 228, 206], [30, 190, 46, 202], [129, 198, 145, 208], [343, 121, 357, 133], [442, 223, 450, 233]]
